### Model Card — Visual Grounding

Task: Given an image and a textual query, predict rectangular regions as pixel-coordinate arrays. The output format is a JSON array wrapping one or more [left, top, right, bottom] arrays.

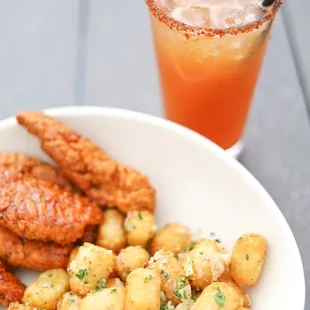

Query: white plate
[[0, 106, 305, 310]]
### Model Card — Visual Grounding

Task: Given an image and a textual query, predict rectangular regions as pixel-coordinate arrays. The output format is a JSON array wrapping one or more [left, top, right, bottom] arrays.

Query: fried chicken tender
[[16, 111, 155, 214], [0, 259, 26, 307], [0, 152, 72, 189], [0, 226, 71, 271], [0, 178, 103, 245]]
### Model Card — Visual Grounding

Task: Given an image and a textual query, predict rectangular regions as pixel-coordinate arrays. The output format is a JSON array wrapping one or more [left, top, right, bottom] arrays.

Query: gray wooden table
[[0, 1, 309, 308]]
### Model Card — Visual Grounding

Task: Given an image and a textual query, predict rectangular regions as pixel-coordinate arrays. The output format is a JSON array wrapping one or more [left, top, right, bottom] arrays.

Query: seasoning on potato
[[125, 210, 156, 247], [22, 269, 70, 310], [230, 233, 267, 286], [96, 209, 127, 253], [78, 287, 126, 310], [8, 303, 46, 310], [116, 245, 150, 282], [150, 223, 192, 255], [147, 249, 190, 305], [67, 242, 116, 296], [57, 292, 80, 310], [125, 268, 161, 310], [191, 282, 244, 310], [182, 239, 231, 290]]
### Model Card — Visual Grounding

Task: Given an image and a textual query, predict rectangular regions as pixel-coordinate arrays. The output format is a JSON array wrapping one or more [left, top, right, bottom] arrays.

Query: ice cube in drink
[[161, 0, 268, 28]]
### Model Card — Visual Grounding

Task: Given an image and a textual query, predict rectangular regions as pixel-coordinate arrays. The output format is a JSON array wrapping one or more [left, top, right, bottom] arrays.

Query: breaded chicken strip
[[0, 226, 71, 271], [0, 152, 72, 189], [0, 178, 103, 245], [0, 259, 26, 307], [16, 111, 155, 214]]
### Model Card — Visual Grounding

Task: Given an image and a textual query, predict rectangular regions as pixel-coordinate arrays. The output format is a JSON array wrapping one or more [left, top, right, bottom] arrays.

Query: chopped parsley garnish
[[96, 278, 106, 290], [210, 232, 216, 236], [76, 268, 87, 281], [125, 220, 136, 231], [110, 288, 117, 293], [48, 272, 53, 278], [67, 299, 75, 306], [199, 251, 204, 255], [176, 276, 186, 289], [138, 211, 143, 219], [160, 270, 170, 280], [174, 289, 188, 300], [215, 238, 221, 243], [144, 274, 153, 283], [246, 254, 250, 260], [213, 287, 226, 306], [182, 241, 197, 252]]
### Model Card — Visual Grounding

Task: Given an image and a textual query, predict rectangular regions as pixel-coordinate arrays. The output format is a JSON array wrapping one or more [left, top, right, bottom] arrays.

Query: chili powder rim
[[145, 0, 283, 38]]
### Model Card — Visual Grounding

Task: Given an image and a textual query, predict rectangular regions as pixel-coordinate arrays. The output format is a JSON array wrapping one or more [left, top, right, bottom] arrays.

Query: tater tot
[[57, 292, 80, 310], [105, 278, 125, 288], [78, 287, 126, 310], [125, 210, 156, 247], [68, 247, 79, 268], [96, 209, 127, 253], [182, 239, 230, 290], [67, 243, 116, 296], [23, 269, 70, 310], [125, 268, 161, 310], [116, 246, 150, 282], [147, 250, 190, 305], [217, 267, 250, 308], [8, 303, 44, 310], [230, 233, 267, 286], [150, 223, 192, 255], [191, 282, 242, 310]]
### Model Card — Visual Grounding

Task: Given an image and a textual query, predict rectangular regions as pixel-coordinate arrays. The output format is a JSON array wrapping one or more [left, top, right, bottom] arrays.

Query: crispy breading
[[16, 111, 155, 214], [0, 177, 103, 245], [0, 226, 71, 271], [0, 152, 72, 189], [0, 259, 26, 307]]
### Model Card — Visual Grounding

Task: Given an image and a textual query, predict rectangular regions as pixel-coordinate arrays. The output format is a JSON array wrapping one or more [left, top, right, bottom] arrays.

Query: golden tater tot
[[78, 287, 126, 310], [230, 233, 267, 286], [182, 239, 230, 290], [57, 292, 80, 310], [125, 268, 161, 310], [147, 250, 190, 305], [105, 278, 125, 288], [217, 267, 250, 308], [8, 303, 45, 310], [116, 246, 150, 282], [150, 223, 192, 255], [191, 282, 243, 310], [67, 243, 116, 296], [96, 209, 126, 253], [125, 210, 156, 247], [67, 247, 79, 268], [23, 269, 69, 310]]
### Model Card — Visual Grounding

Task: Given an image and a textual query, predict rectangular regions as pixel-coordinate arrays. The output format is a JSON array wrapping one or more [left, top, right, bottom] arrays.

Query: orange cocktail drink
[[146, 0, 281, 154]]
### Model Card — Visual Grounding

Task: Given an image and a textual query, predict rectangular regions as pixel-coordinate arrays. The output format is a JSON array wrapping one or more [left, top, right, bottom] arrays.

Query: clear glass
[[146, 0, 281, 151]]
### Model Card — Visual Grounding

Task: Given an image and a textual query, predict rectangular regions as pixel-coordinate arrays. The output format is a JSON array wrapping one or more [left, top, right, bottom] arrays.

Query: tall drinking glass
[[146, 0, 282, 157]]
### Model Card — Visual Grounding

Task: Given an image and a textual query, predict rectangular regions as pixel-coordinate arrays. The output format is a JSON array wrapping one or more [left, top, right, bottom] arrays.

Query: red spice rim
[[145, 0, 283, 38]]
